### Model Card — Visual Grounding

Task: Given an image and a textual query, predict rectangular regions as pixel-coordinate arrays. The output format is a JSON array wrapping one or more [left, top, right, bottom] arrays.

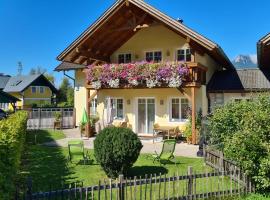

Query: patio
[[43, 128, 199, 158]]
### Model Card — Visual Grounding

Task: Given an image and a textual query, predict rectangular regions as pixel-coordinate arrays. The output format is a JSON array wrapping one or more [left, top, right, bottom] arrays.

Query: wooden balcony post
[[85, 88, 91, 137], [191, 87, 197, 144]]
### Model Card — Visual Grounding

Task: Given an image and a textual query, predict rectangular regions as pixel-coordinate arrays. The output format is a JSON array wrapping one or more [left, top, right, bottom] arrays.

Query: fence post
[[187, 166, 193, 199], [119, 174, 125, 200], [219, 151, 224, 173], [26, 177, 32, 200], [38, 108, 41, 129], [203, 144, 206, 163]]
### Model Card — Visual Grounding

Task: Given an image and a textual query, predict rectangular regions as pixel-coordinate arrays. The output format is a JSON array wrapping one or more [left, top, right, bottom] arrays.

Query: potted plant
[[89, 115, 99, 134], [54, 111, 62, 130]]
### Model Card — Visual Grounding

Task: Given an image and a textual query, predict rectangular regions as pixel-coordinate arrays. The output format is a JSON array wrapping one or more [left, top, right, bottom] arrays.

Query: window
[[118, 53, 131, 63], [31, 86, 36, 93], [170, 98, 189, 121], [107, 98, 124, 119], [146, 51, 162, 62], [177, 48, 192, 62], [39, 86, 44, 94], [90, 98, 97, 116]]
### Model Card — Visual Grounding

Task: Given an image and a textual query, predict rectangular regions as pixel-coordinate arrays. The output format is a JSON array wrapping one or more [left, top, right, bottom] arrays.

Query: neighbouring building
[[1, 74, 57, 109], [55, 0, 270, 144]]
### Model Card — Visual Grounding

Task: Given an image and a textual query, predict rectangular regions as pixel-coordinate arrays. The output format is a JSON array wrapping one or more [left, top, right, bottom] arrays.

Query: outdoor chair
[[153, 139, 176, 164], [68, 140, 90, 165]]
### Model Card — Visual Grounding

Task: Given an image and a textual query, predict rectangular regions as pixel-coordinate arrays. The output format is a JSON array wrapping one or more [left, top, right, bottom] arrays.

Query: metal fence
[[19, 166, 253, 200], [26, 107, 75, 129]]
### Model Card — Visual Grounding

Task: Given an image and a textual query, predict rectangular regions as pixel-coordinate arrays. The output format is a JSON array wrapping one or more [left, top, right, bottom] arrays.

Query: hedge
[[0, 111, 28, 199]]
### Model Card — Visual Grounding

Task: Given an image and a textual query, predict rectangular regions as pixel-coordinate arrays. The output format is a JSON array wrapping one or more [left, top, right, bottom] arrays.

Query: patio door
[[137, 98, 155, 134]]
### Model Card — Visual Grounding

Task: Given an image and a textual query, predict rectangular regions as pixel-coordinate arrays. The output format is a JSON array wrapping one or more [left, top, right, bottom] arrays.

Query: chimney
[[177, 18, 184, 23]]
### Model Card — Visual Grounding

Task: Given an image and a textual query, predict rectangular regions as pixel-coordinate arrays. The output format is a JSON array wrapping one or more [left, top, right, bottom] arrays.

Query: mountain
[[232, 55, 258, 68]]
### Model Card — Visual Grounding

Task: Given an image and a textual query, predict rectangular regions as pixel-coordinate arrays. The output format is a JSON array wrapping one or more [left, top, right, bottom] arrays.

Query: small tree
[[94, 127, 142, 178], [209, 94, 270, 192]]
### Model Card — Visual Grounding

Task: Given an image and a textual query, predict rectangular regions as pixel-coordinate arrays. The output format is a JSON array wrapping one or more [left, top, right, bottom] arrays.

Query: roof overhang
[[0, 90, 20, 103], [56, 0, 234, 71], [257, 33, 270, 69]]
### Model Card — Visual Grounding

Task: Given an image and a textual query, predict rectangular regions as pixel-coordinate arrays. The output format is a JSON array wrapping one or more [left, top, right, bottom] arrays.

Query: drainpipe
[[63, 71, 75, 88]]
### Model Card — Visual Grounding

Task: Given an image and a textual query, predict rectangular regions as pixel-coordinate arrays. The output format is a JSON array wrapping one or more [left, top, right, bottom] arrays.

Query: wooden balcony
[[84, 62, 207, 89]]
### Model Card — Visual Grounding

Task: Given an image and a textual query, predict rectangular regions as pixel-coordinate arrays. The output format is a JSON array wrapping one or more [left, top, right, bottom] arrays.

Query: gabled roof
[[257, 33, 270, 68], [0, 74, 11, 90], [56, 0, 233, 70], [0, 90, 20, 103], [4, 74, 58, 93], [207, 68, 270, 92]]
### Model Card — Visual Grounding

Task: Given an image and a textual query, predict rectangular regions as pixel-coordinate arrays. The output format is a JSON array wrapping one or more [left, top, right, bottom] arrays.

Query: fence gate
[[26, 107, 75, 129]]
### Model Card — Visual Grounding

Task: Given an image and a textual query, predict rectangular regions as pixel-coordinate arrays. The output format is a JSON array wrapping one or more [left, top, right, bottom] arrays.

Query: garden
[[1, 93, 270, 199]]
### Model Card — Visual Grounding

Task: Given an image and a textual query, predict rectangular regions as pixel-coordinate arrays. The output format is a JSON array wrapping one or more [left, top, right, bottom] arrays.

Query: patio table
[[153, 125, 177, 140]]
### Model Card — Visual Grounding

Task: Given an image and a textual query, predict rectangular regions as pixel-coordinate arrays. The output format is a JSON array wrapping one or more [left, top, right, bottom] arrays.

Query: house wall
[[208, 92, 257, 111], [8, 86, 53, 110], [111, 25, 221, 84], [96, 87, 207, 133], [74, 70, 87, 126], [73, 25, 222, 127]]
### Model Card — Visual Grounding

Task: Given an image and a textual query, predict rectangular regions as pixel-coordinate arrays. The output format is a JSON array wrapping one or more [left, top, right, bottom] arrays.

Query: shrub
[[0, 111, 28, 199], [208, 94, 270, 192], [94, 127, 142, 178]]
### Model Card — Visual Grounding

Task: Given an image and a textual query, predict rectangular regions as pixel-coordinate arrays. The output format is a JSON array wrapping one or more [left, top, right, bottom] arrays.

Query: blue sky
[[0, 0, 269, 86]]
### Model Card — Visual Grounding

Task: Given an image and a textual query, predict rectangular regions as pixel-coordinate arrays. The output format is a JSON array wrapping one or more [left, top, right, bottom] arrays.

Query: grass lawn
[[27, 129, 66, 144], [21, 129, 211, 193]]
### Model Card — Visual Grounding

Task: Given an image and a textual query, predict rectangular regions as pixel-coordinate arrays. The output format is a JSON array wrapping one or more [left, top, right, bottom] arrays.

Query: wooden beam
[[191, 87, 197, 144], [178, 88, 191, 101], [85, 88, 91, 137]]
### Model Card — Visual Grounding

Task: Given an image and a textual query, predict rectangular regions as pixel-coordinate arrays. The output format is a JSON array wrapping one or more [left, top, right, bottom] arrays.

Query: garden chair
[[68, 140, 90, 165], [153, 139, 176, 164]]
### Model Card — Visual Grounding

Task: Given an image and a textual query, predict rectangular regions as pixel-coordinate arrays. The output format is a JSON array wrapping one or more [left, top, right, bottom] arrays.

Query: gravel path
[[43, 128, 199, 158]]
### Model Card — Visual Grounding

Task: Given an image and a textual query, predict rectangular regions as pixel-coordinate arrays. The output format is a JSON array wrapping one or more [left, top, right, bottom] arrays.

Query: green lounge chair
[[68, 140, 90, 164], [153, 139, 176, 164]]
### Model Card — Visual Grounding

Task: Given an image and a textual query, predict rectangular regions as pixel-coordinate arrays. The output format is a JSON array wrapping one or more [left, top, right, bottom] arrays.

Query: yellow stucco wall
[[74, 70, 87, 126], [73, 25, 222, 128], [96, 88, 206, 133], [8, 86, 53, 109], [111, 25, 191, 63], [23, 86, 52, 98]]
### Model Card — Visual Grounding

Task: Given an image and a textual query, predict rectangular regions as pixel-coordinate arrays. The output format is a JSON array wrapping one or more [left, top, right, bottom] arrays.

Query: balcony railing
[[84, 61, 207, 89]]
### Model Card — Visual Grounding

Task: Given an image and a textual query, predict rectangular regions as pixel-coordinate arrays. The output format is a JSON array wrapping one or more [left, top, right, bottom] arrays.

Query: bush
[[208, 94, 270, 192], [94, 127, 142, 178], [0, 111, 28, 199]]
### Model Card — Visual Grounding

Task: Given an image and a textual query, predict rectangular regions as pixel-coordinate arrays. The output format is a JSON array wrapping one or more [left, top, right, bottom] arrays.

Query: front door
[[137, 98, 155, 134]]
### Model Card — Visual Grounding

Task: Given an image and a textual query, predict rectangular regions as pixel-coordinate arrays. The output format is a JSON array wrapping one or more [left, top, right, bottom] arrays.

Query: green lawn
[[21, 129, 211, 193], [27, 129, 66, 144]]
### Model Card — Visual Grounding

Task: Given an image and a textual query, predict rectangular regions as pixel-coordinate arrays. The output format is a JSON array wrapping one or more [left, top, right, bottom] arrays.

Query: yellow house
[[55, 0, 235, 144], [3, 74, 57, 109]]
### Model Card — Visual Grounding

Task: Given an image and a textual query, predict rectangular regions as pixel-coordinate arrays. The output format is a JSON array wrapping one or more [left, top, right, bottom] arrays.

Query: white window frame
[[39, 86, 45, 94], [107, 97, 124, 120], [145, 50, 162, 62], [118, 53, 132, 64], [176, 48, 192, 62], [90, 97, 98, 116], [31, 86, 37, 94], [169, 97, 189, 122]]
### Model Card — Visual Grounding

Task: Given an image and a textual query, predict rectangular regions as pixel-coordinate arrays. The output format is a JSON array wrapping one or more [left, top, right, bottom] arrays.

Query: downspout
[[63, 71, 75, 87]]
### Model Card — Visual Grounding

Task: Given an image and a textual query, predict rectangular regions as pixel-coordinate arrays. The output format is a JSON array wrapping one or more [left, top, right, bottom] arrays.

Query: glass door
[[137, 98, 155, 134]]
